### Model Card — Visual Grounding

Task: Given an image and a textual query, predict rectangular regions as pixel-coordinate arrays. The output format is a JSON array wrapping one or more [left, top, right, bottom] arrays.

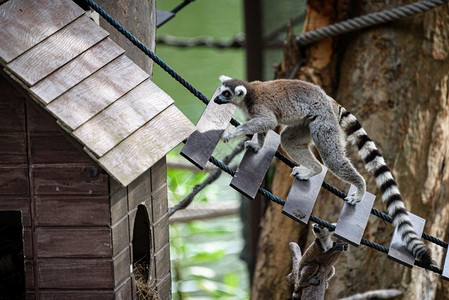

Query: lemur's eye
[[223, 91, 230, 97]]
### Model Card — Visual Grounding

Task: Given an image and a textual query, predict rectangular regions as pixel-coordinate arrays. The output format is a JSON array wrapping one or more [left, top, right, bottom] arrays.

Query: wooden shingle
[[0, 0, 195, 187]]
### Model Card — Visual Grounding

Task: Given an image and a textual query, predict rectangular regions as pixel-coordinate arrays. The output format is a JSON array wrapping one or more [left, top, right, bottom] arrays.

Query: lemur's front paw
[[345, 192, 362, 205], [222, 130, 234, 143], [291, 166, 318, 180], [245, 140, 262, 152]]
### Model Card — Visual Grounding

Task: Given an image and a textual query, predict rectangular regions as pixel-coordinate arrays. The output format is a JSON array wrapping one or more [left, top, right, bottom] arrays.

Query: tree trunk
[[252, 1, 449, 299]]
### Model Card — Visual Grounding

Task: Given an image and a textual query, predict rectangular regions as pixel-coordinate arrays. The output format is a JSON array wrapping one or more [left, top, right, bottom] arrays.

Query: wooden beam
[[282, 166, 327, 224], [230, 131, 280, 199], [334, 186, 376, 246]]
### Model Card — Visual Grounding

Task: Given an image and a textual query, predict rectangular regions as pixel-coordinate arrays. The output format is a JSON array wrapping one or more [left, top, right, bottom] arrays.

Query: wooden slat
[[39, 290, 114, 300], [97, 104, 195, 186], [7, 16, 109, 86], [334, 185, 376, 246], [114, 278, 133, 299], [230, 131, 280, 199], [113, 247, 131, 287], [0, 0, 85, 63], [26, 100, 59, 132], [127, 168, 152, 210], [156, 273, 171, 300], [155, 244, 170, 279], [152, 184, 168, 223], [282, 166, 327, 224], [46, 55, 149, 130], [153, 215, 169, 253], [0, 198, 31, 226], [32, 165, 109, 196], [112, 217, 129, 257], [73, 79, 173, 157], [387, 212, 426, 268], [35, 227, 112, 258], [30, 132, 91, 164], [30, 38, 124, 104], [37, 258, 114, 289], [0, 166, 29, 196], [0, 132, 27, 164], [442, 246, 449, 280], [181, 88, 237, 169], [35, 196, 110, 226]]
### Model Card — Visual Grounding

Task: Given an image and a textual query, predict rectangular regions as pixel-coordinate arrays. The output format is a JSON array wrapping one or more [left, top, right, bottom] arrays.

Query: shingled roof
[[0, 0, 196, 186]]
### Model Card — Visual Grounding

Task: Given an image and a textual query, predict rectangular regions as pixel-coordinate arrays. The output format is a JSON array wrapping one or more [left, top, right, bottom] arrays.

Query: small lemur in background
[[287, 223, 347, 299], [214, 75, 433, 265]]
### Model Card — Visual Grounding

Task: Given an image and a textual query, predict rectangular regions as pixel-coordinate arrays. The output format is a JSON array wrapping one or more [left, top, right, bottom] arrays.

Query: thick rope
[[82, 0, 448, 270], [297, 0, 449, 45], [156, 34, 246, 49]]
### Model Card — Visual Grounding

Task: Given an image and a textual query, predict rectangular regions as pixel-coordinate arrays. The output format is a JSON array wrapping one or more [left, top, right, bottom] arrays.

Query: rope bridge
[[82, 0, 449, 276]]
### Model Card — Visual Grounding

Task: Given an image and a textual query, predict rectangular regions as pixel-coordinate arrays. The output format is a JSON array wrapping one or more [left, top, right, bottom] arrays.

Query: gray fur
[[214, 75, 434, 265]]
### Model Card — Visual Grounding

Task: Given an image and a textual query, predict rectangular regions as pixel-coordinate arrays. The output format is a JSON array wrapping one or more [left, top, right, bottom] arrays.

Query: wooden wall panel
[[113, 247, 131, 287], [39, 290, 114, 300], [35, 196, 110, 226], [112, 216, 130, 257], [32, 166, 109, 196], [151, 157, 167, 190], [23, 227, 33, 259], [114, 278, 133, 300], [153, 215, 169, 254], [26, 101, 59, 132], [0, 198, 31, 226], [37, 258, 114, 289], [0, 90, 26, 131], [35, 227, 112, 258], [154, 244, 170, 280], [24, 260, 34, 290], [0, 132, 27, 164], [0, 167, 29, 196], [151, 184, 167, 224], [29, 132, 91, 164], [156, 273, 171, 300], [7, 16, 109, 86], [110, 188, 128, 225], [127, 168, 151, 211], [30, 38, 124, 104], [0, 0, 85, 62]]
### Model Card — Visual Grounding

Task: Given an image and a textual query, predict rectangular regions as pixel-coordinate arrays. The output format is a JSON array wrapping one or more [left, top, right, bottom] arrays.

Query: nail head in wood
[[181, 88, 236, 170], [282, 166, 327, 224], [334, 185, 375, 246], [387, 212, 426, 268], [230, 131, 280, 199]]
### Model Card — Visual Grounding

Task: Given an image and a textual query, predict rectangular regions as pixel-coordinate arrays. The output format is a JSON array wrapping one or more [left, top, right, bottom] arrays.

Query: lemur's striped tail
[[338, 107, 433, 266]]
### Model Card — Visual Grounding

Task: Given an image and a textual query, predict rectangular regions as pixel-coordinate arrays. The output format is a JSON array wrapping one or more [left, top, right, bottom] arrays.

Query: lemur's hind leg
[[281, 125, 323, 180], [309, 116, 366, 204]]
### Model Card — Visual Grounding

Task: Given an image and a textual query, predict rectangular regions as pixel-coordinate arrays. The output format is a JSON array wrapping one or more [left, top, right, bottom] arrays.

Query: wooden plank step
[[73, 79, 173, 157], [97, 104, 196, 187], [7, 16, 109, 86], [387, 212, 426, 268], [334, 185, 376, 246], [442, 245, 449, 280], [180, 88, 236, 169], [30, 38, 124, 104], [46, 55, 149, 131], [0, 0, 85, 63], [230, 131, 280, 199], [282, 166, 327, 224]]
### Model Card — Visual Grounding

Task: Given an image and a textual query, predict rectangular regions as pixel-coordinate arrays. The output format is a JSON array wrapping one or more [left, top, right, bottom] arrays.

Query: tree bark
[[252, 1, 449, 299]]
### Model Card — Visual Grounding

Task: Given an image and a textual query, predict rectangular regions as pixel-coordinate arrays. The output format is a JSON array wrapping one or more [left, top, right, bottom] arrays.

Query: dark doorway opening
[[132, 204, 152, 283], [0, 211, 25, 299]]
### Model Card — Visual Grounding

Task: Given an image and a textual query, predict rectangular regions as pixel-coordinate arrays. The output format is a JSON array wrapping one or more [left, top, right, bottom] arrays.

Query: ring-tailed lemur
[[214, 75, 433, 265], [288, 223, 347, 299]]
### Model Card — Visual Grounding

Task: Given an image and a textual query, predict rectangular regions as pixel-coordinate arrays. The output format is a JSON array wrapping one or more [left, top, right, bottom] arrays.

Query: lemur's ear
[[219, 75, 232, 82], [235, 85, 247, 97]]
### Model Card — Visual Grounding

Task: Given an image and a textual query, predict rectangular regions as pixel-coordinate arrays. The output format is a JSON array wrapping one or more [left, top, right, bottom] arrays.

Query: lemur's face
[[214, 75, 247, 106], [312, 223, 335, 239]]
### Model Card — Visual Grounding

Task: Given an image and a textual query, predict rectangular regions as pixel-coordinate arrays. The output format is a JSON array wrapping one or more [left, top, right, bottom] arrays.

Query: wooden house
[[0, 0, 195, 298]]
